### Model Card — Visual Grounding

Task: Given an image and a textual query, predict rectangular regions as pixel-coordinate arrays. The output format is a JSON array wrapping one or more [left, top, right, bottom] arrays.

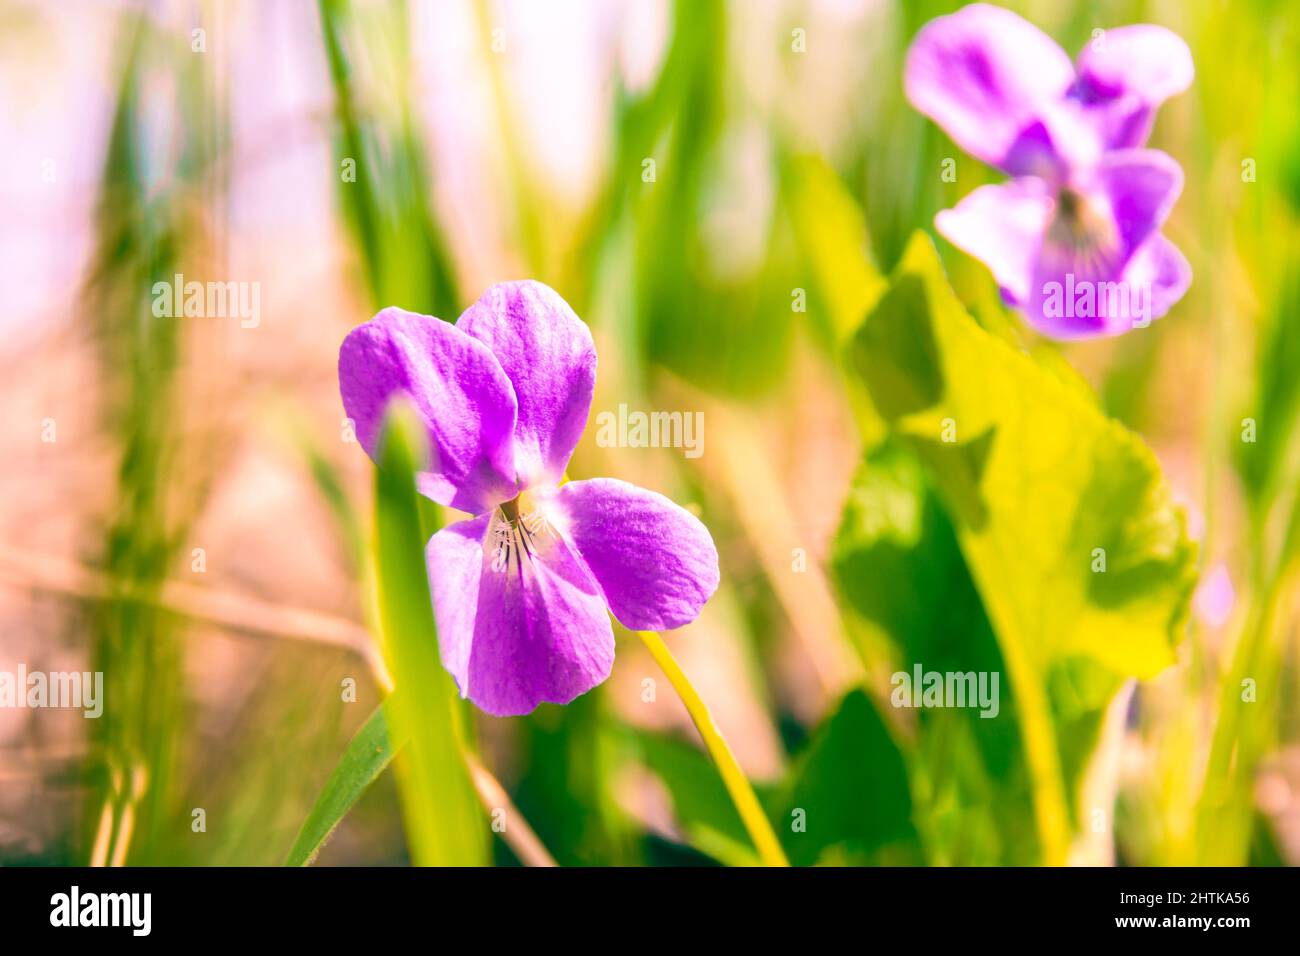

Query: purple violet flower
[[339, 281, 720, 716], [905, 3, 1194, 338]]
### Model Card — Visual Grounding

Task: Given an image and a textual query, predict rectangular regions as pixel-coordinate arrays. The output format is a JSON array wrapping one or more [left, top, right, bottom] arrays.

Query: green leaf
[[831, 444, 1037, 863], [846, 232, 1198, 861], [777, 690, 919, 866], [634, 730, 760, 867], [284, 701, 405, 866], [850, 233, 1198, 680], [373, 405, 487, 865], [781, 153, 888, 345]]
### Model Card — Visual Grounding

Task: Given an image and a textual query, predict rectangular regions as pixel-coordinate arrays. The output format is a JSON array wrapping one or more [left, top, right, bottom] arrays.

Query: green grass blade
[[284, 702, 406, 866], [372, 405, 488, 865]]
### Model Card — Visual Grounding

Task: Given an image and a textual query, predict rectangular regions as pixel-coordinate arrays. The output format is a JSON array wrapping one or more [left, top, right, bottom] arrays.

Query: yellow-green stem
[[637, 630, 790, 867]]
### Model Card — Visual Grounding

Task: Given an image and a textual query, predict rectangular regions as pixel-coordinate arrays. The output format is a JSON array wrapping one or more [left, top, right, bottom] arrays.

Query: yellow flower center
[[498, 488, 538, 527]]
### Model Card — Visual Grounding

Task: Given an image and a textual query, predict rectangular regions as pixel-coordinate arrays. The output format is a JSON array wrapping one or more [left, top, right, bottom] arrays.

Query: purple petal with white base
[[551, 478, 721, 632], [904, 3, 1078, 175], [339, 307, 519, 514], [935, 178, 1053, 305], [427, 512, 615, 717], [458, 281, 597, 489], [1074, 25, 1194, 148]]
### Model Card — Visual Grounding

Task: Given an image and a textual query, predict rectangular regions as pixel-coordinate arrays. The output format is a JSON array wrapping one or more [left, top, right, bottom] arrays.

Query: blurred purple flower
[[905, 3, 1194, 338], [1193, 562, 1235, 629], [339, 281, 720, 716]]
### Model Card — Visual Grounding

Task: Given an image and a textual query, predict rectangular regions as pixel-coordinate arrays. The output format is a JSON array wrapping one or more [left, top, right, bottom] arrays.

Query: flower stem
[[636, 630, 790, 867]]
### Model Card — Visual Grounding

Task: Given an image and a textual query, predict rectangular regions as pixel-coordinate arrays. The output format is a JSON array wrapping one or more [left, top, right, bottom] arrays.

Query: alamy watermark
[[151, 273, 261, 328], [50, 886, 150, 936], [0, 666, 103, 718], [891, 664, 999, 719], [1042, 274, 1151, 329], [594, 404, 703, 459]]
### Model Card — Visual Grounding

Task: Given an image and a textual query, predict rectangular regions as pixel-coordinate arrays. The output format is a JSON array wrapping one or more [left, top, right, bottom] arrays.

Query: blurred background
[[1, 0, 1297, 866]]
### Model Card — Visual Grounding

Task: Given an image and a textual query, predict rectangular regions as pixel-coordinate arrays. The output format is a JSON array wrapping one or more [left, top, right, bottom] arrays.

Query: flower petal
[[339, 308, 519, 514], [1001, 101, 1104, 182], [935, 178, 1054, 305], [1024, 232, 1188, 340], [1018, 148, 1184, 337], [1078, 92, 1154, 153], [457, 281, 597, 489], [1076, 26, 1194, 102], [1074, 25, 1193, 147], [1122, 233, 1191, 320], [1089, 148, 1183, 259], [426, 513, 615, 717], [549, 478, 720, 632], [904, 3, 1077, 173], [426, 514, 492, 689]]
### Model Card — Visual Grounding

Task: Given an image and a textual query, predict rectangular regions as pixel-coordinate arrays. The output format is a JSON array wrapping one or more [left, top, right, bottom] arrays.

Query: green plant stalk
[[373, 406, 487, 865], [319, 0, 459, 317], [318, 0, 382, 298], [1196, 424, 1300, 862], [284, 703, 399, 866], [473, 0, 546, 275], [636, 630, 789, 867], [995, 637, 1072, 866], [1196, 555, 1296, 863]]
